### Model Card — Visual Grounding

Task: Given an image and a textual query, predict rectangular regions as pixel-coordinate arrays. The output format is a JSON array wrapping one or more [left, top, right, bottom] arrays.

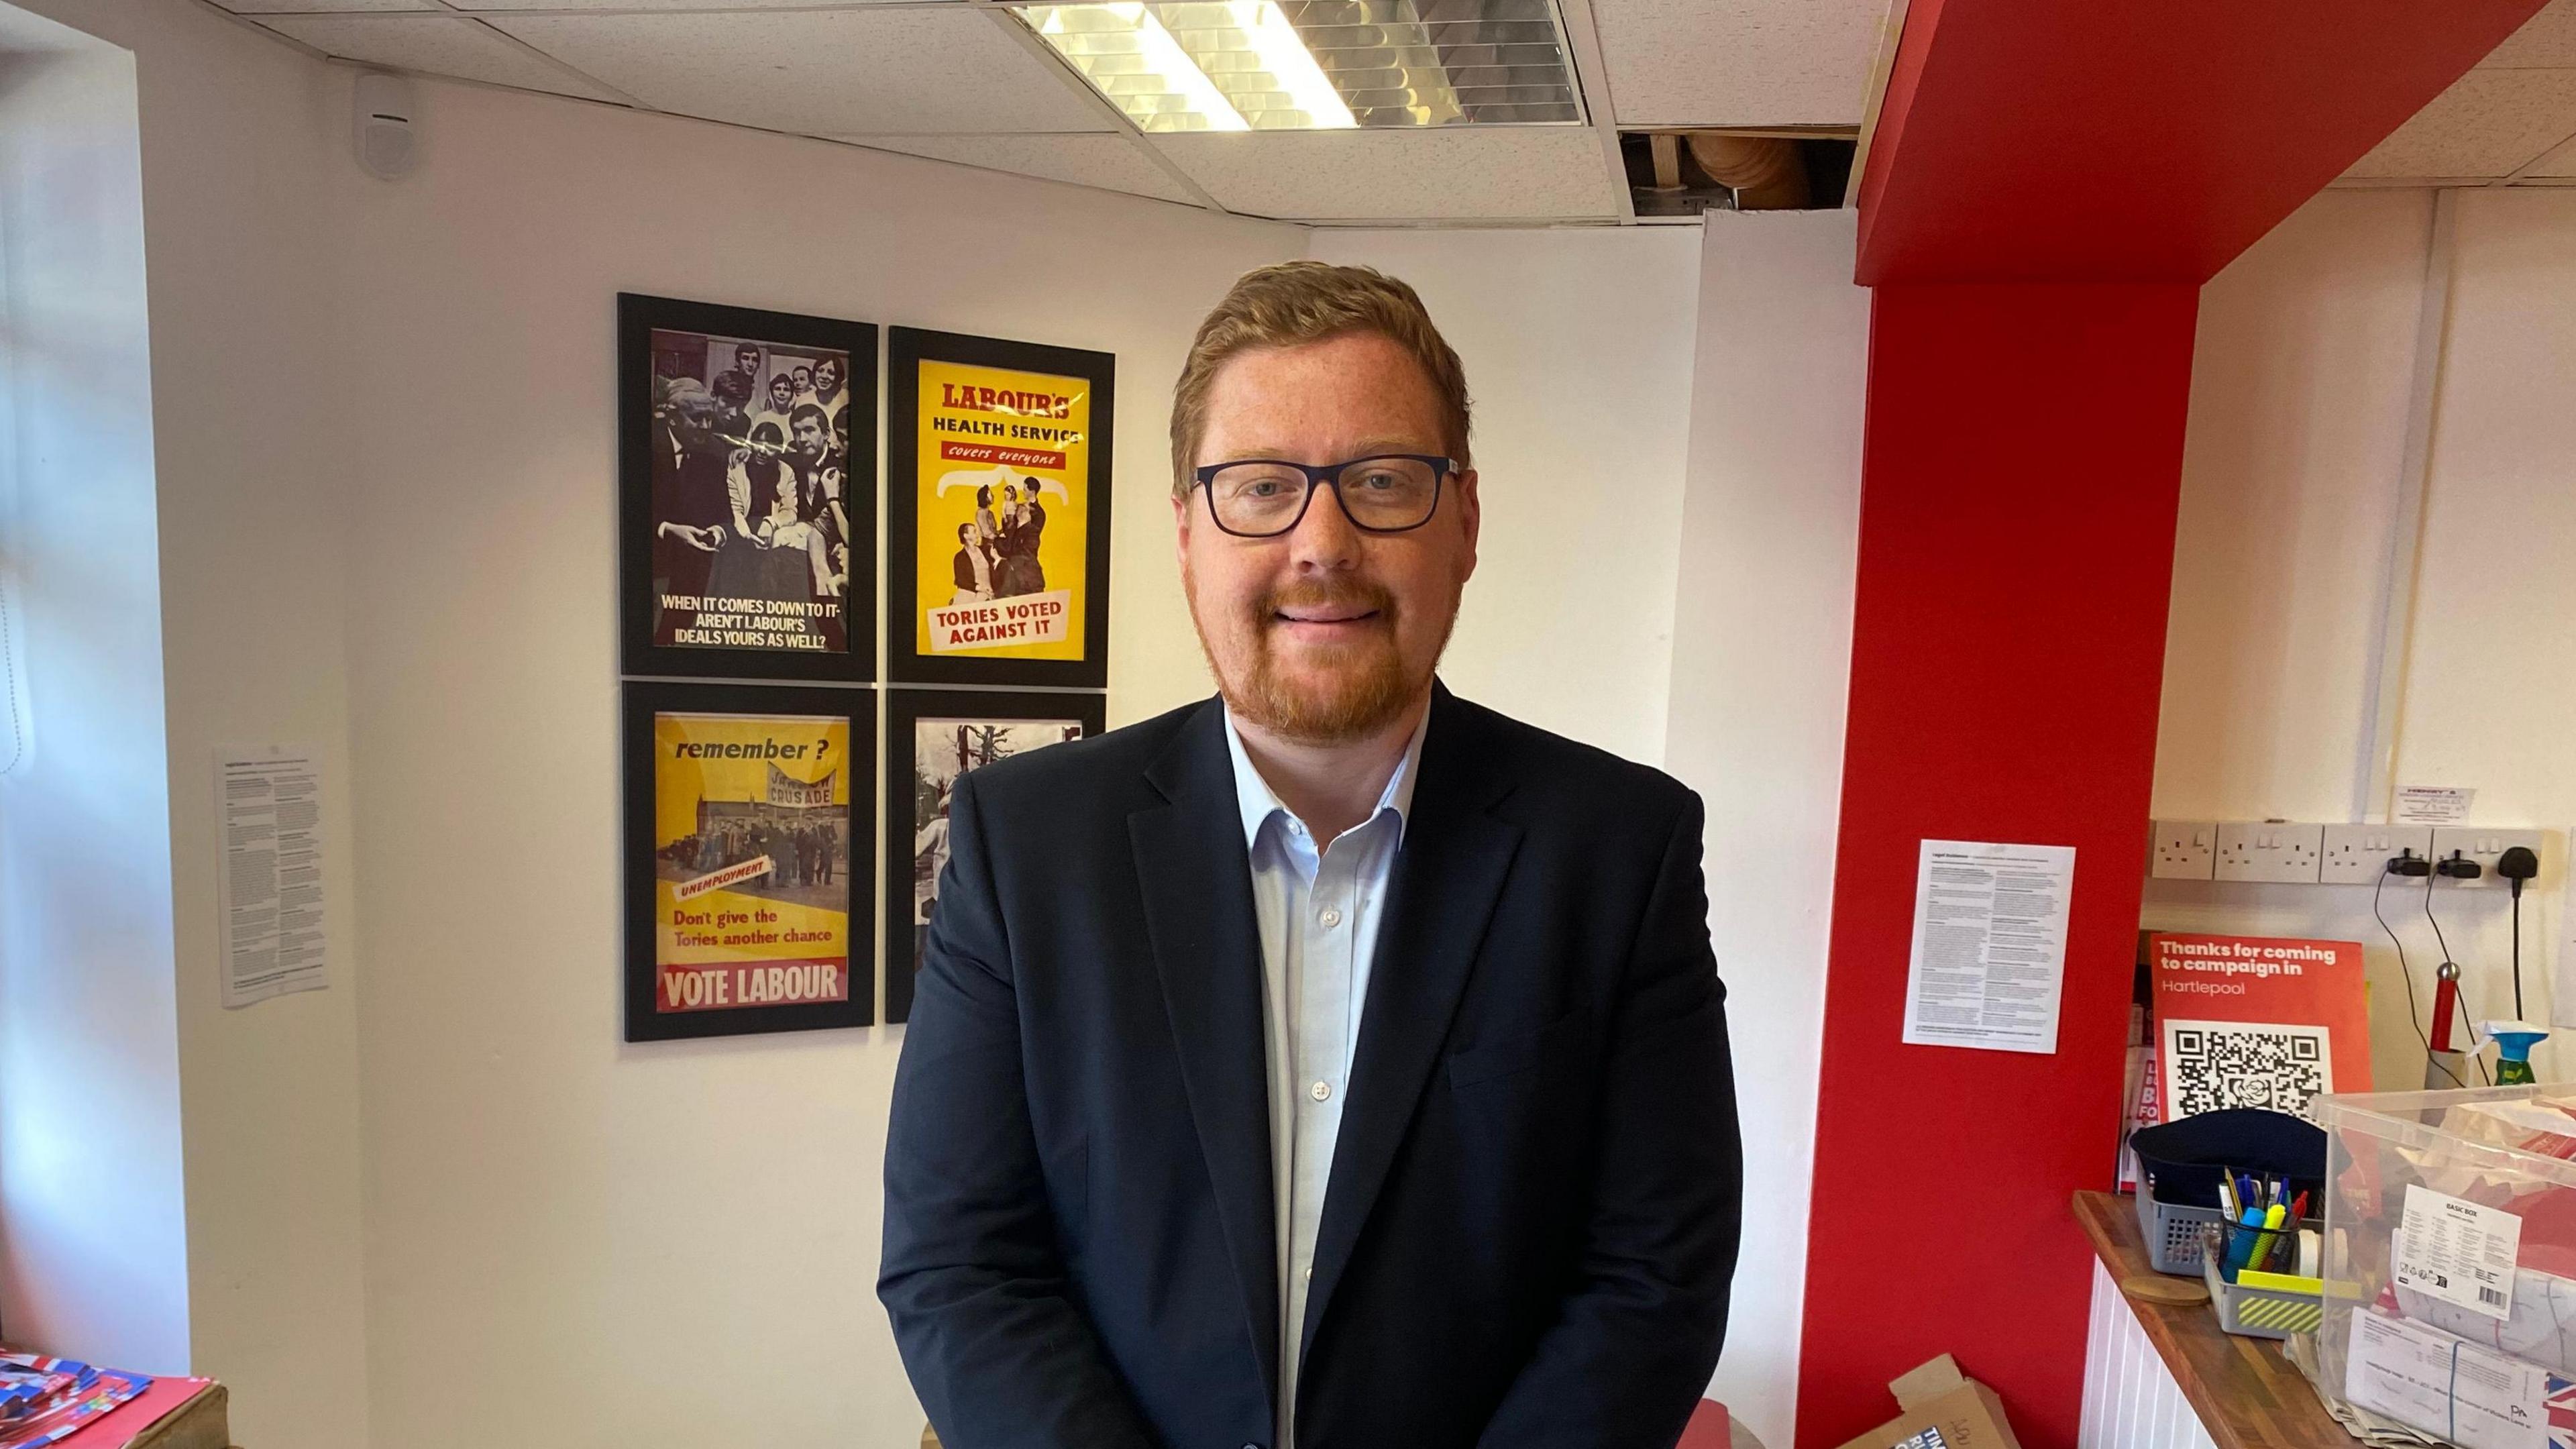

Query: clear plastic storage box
[[2315, 1085, 2576, 1442]]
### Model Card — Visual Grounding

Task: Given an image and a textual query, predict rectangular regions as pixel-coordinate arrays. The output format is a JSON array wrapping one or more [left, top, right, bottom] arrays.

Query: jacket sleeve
[[878, 769, 1159, 1449], [1475, 790, 1744, 1448]]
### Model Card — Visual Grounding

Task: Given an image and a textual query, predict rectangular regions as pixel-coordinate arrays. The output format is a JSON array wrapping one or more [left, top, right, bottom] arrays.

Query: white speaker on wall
[[354, 71, 419, 180]]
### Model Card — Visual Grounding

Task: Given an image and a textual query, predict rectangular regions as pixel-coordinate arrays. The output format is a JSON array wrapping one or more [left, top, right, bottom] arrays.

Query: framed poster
[[619, 293, 877, 683], [887, 327, 1113, 687], [623, 680, 875, 1040], [885, 688, 1106, 1022]]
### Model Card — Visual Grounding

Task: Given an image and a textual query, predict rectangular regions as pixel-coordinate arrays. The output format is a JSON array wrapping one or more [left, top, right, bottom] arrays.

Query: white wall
[[0, 3, 377, 1446], [1308, 227, 1703, 766], [0, 13, 188, 1375], [1661, 211, 1868, 1447], [2149, 186, 2576, 1088]]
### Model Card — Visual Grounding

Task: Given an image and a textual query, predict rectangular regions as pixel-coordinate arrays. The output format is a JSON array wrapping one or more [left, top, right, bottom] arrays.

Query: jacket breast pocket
[[1444, 1009, 1591, 1091]]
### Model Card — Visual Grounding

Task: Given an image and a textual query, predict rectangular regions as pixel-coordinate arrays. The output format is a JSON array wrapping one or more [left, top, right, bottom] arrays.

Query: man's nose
[[1285, 480, 1362, 569]]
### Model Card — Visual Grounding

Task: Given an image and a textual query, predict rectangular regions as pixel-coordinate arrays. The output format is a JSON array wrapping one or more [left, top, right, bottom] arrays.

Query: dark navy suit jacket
[[879, 684, 1742, 1448]]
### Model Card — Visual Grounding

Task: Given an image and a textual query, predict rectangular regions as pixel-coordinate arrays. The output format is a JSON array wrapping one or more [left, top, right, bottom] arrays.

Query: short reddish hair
[[1169, 261, 1471, 498]]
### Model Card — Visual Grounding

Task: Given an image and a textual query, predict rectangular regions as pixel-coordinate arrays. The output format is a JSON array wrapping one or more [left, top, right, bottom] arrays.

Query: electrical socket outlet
[[2427, 827, 2554, 889], [2215, 822, 2324, 883], [2320, 824, 2434, 885], [2149, 820, 2217, 879]]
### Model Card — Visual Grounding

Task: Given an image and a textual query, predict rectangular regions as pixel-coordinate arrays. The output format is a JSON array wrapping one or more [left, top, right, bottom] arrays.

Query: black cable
[[2424, 866, 2454, 965], [2515, 886, 2526, 1021], [2378, 866, 2461, 1087]]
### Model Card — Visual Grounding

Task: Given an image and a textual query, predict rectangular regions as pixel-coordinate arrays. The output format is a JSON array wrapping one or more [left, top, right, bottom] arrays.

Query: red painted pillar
[[1794, 283, 2198, 1446]]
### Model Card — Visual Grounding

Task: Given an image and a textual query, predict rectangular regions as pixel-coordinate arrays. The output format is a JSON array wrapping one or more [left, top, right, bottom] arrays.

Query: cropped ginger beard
[[1185, 565, 1460, 746]]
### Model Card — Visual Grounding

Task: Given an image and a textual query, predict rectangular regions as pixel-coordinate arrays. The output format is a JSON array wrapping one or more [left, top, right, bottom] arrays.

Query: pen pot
[[2198, 1219, 2324, 1340]]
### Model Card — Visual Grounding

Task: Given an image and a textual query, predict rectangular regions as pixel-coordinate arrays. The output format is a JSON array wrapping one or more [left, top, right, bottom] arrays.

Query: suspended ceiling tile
[[843, 133, 1199, 205], [486, 9, 1110, 136], [212, 0, 436, 13], [2483, 0, 2576, 68], [1150, 125, 1618, 220], [456, 0, 928, 9], [2345, 68, 2576, 178], [2526, 132, 2576, 175], [1587, 0, 1882, 127], [250, 13, 631, 101]]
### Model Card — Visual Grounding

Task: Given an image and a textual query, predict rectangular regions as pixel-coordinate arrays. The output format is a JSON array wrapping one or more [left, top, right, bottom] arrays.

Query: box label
[[2345, 1311, 2547, 1448], [2396, 1184, 2521, 1320]]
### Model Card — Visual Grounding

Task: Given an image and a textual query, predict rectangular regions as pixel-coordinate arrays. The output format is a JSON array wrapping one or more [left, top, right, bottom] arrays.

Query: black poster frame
[[883, 687, 1106, 1023], [623, 678, 877, 1041], [618, 292, 879, 683], [885, 326, 1114, 688]]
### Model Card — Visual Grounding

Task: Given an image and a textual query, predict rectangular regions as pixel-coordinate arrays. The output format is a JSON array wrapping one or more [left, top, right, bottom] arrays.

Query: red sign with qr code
[[2147, 933, 2373, 1124]]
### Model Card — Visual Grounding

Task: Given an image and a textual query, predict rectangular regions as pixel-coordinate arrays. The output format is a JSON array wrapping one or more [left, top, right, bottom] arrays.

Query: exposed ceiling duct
[[1685, 132, 1811, 209]]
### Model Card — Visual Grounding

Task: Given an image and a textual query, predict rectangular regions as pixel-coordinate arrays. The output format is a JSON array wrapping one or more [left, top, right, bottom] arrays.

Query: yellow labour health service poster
[[912, 358, 1091, 662], [649, 711, 852, 1017]]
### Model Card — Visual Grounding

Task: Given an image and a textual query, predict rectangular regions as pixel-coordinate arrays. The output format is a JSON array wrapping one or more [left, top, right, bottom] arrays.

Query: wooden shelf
[[2071, 1191, 2356, 1449]]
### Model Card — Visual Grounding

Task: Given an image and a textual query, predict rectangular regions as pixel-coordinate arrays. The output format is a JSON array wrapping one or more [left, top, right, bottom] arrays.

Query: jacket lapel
[[1129, 700, 1280, 1413], [1299, 686, 1523, 1366]]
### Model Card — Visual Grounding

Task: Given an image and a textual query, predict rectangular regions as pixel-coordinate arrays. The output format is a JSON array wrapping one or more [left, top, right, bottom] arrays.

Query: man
[[730, 341, 763, 391], [753, 370, 799, 439], [881, 262, 1741, 1449], [648, 376, 731, 614]]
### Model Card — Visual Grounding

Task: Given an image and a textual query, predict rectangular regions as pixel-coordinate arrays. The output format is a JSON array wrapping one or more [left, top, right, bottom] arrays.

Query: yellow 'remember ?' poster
[[912, 358, 1091, 663], [649, 711, 851, 1017]]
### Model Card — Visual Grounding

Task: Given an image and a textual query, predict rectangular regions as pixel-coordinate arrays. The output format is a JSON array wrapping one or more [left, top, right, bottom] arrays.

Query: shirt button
[[1303, 1267, 1312, 1281], [1309, 1080, 1332, 1102], [1320, 908, 1342, 928]]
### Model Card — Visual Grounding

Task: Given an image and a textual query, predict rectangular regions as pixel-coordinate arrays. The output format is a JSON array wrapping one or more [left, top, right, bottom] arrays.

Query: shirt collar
[[1221, 700, 1429, 853]]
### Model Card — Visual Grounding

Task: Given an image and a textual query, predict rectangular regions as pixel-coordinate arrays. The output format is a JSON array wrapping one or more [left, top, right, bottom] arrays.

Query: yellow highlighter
[[2248, 1202, 2288, 1274]]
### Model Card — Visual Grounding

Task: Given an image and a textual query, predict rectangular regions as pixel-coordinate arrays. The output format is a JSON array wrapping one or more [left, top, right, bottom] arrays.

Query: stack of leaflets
[[0, 1354, 149, 1447]]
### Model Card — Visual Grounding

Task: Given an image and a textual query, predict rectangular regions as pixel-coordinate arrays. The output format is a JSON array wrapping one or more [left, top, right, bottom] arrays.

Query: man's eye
[[1354, 472, 1400, 491]]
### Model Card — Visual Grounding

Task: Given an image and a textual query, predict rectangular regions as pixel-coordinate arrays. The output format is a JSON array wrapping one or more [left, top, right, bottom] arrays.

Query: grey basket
[[2135, 1181, 2231, 1275], [2198, 1225, 2323, 1340]]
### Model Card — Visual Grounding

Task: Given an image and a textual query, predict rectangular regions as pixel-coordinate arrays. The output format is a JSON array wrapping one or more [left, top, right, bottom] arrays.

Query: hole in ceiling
[[1621, 130, 1857, 215]]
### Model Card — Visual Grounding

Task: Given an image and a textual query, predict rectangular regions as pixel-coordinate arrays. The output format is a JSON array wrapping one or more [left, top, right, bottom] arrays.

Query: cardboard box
[[1831, 1355, 2024, 1449]]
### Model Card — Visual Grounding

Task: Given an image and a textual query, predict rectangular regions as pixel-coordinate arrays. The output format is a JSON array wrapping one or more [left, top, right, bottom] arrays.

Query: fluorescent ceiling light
[[1030, 3, 1249, 133], [1018, 0, 1582, 132]]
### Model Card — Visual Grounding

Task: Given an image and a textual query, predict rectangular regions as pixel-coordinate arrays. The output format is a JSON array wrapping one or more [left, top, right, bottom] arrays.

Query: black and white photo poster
[[619, 294, 877, 682]]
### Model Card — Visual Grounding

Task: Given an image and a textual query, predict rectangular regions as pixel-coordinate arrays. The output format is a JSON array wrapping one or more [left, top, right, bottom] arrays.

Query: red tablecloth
[[46, 1376, 209, 1448]]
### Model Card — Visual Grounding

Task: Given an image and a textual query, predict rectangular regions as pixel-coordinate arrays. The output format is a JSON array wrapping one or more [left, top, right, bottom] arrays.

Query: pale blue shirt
[[1223, 706, 1427, 1449]]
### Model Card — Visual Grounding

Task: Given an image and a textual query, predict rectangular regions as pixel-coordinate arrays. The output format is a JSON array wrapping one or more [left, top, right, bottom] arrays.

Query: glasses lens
[[1335, 457, 1441, 529], [1208, 462, 1311, 535]]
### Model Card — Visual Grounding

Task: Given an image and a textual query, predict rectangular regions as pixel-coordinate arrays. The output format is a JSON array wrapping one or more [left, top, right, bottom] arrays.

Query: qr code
[[2161, 1018, 2332, 1121]]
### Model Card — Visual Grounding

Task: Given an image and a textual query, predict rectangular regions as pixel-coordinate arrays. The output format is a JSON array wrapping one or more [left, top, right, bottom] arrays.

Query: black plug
[[2388, 850, 2433, 877], [2501, 845, 2539, 900], [2437, 851, 2484, 881]]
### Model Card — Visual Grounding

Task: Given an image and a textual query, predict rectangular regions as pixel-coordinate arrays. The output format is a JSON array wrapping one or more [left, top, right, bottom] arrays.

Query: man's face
[[735, 345, 761, 376], [794, 366, 814, 392], [665, 384, 718, 448], [793, 415, 826, 460], [834, 415, 850, 454], [1175, 330, 1477, 745], [769, 376, 796, 410]]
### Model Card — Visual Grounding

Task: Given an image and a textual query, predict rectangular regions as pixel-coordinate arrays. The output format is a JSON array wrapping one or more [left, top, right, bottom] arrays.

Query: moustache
[[1256, 579, 1397, 627]]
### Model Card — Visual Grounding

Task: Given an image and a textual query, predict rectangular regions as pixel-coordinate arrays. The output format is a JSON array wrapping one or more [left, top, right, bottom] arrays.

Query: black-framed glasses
[[1192, 454, 1455, 538]]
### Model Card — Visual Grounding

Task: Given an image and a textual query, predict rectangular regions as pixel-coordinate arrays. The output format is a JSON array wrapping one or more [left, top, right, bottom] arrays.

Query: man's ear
[[1452, 468, 1481, 580], [1171, 489, 1193, 575]]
